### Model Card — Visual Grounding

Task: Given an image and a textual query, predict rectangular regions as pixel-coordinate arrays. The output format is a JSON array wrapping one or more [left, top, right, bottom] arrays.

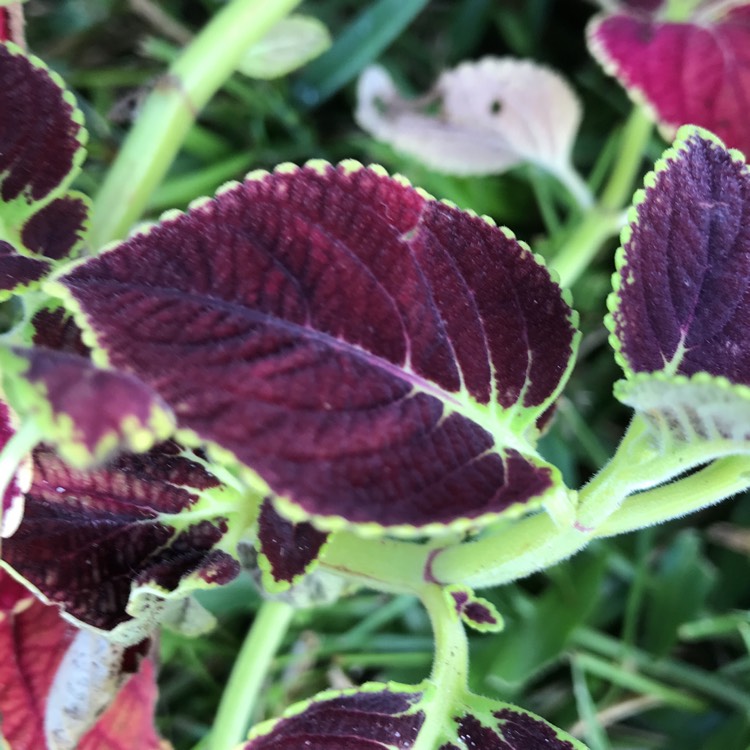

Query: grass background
[[23, 1, 750, 747]]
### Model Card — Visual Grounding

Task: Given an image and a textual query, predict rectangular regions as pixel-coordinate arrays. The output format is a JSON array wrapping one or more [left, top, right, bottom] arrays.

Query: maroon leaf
[[2, 445, 240, 639], [241, 682, 586, 750], [0, 42, 84, 204], [56, 162, 577, 534], [1, 346, 175, 467], [21, 193, 90, 260], [0, 239, 51, 298], [588, 2, 750, 156], [610, 128, 750, 382], [0, 569, 167, 750], [31, 306, 90, 357], [257, 497, 329, 589]]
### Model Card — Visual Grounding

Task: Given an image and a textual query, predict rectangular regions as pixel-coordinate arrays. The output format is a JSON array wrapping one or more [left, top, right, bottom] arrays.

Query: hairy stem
[[90, 0, 302, 250], [596, 455, 750, 537], [209, 599, 295, 750], [550, 106, 653, 287]]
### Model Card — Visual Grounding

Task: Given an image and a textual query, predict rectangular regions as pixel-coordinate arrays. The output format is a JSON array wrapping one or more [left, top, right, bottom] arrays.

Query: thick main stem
[[209, 599, 295, 750], [90, 0, 302, 250]]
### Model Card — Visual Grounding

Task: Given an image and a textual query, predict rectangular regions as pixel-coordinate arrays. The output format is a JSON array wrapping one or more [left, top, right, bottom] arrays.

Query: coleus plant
[[3, 2, 750, 749]]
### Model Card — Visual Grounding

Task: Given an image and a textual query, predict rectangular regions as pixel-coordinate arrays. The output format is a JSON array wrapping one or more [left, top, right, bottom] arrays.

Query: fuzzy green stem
[[320, 531, 430, 593], [596, 455, 750, 538], [209, 599, 295, 750], [550, 106, 653, 288], [412, 584, 469, 750], [90, 0, 302, 250]]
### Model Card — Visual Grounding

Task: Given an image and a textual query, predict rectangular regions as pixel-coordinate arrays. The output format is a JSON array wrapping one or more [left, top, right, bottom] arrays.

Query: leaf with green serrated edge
[[54, 160, 578, 538], [1, 444, 242, 644], [0, 42, 89, 300], [445, 585, 503, 633], [609, 126, 750, 454], [237, 680, 586, 749], [0, 395, 30, 538], [0, 346, 175, 468]]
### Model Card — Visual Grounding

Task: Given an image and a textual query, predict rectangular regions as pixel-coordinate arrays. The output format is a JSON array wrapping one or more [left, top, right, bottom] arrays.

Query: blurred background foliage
[[24, 1, 750, 747]]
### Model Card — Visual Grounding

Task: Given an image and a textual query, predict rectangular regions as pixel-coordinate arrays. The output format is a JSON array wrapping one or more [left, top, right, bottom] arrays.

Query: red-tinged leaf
[[240, 681, 586, 750], [56, 161, 577, 535], [1, 346, 175, 467], [0, 5, 23, 47], [0, 570, 166, 750], [588, 2, 750, 155], [2, 445, 241, 642], [609, 128, 750, 382], [257, 497, 329, 590], [77, 659, 168, 750]]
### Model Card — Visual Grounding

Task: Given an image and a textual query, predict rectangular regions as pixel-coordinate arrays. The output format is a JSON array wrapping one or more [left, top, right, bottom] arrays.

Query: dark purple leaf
[[0, 42, 84, 204], [21, 193, 89, 260], [31, 306, 90, 356], [447, 585, 503, 632], [242, 682, 586, 750], [0, 239, 51, 298], [1, 346, 175, 467], [57, 162, 576, 533], [257, 497, 329, 589], [610, 128, 750, 383], [588, 4, 750, 156], [2, 445, 240, 640]]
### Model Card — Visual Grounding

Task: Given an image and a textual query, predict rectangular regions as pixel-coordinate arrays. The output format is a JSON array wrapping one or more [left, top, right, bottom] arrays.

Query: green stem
[[596, 455, 750, 538], [209, 599, 295, 750], [412, 583, 469, 750], [89, 0, 302, 250], [320, 531, 430, 593], [550, 106, 653, 288]]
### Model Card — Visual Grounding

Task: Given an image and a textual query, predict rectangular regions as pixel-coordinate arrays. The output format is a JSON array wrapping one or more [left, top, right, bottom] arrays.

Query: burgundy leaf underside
[[258, 498, 328, 585], [613, 133, 750, 382], [60, 164, 574, 529], [590, 6, 750, 157], [244, 688, 425, 749], [0, 43, 81, 203], [2, 445, 239, 631]]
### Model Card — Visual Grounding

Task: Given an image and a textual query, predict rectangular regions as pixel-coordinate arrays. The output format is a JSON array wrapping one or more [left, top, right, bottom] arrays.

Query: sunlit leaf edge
[[605, 124, 735, 379], [44, 161, 576, 539]]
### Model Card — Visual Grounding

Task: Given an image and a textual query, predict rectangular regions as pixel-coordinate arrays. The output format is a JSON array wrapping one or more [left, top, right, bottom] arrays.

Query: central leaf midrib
[[73, 278, 516, 441]]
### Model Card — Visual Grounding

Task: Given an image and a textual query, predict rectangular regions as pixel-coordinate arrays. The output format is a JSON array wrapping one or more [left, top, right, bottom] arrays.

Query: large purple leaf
[[240, 682, 586, 750], [55, 162, 578, 535], [610, 128, 750, 381], [588, 3, 750, 156], [1, 444, 241, 643], [0, 346, 175, 468]]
